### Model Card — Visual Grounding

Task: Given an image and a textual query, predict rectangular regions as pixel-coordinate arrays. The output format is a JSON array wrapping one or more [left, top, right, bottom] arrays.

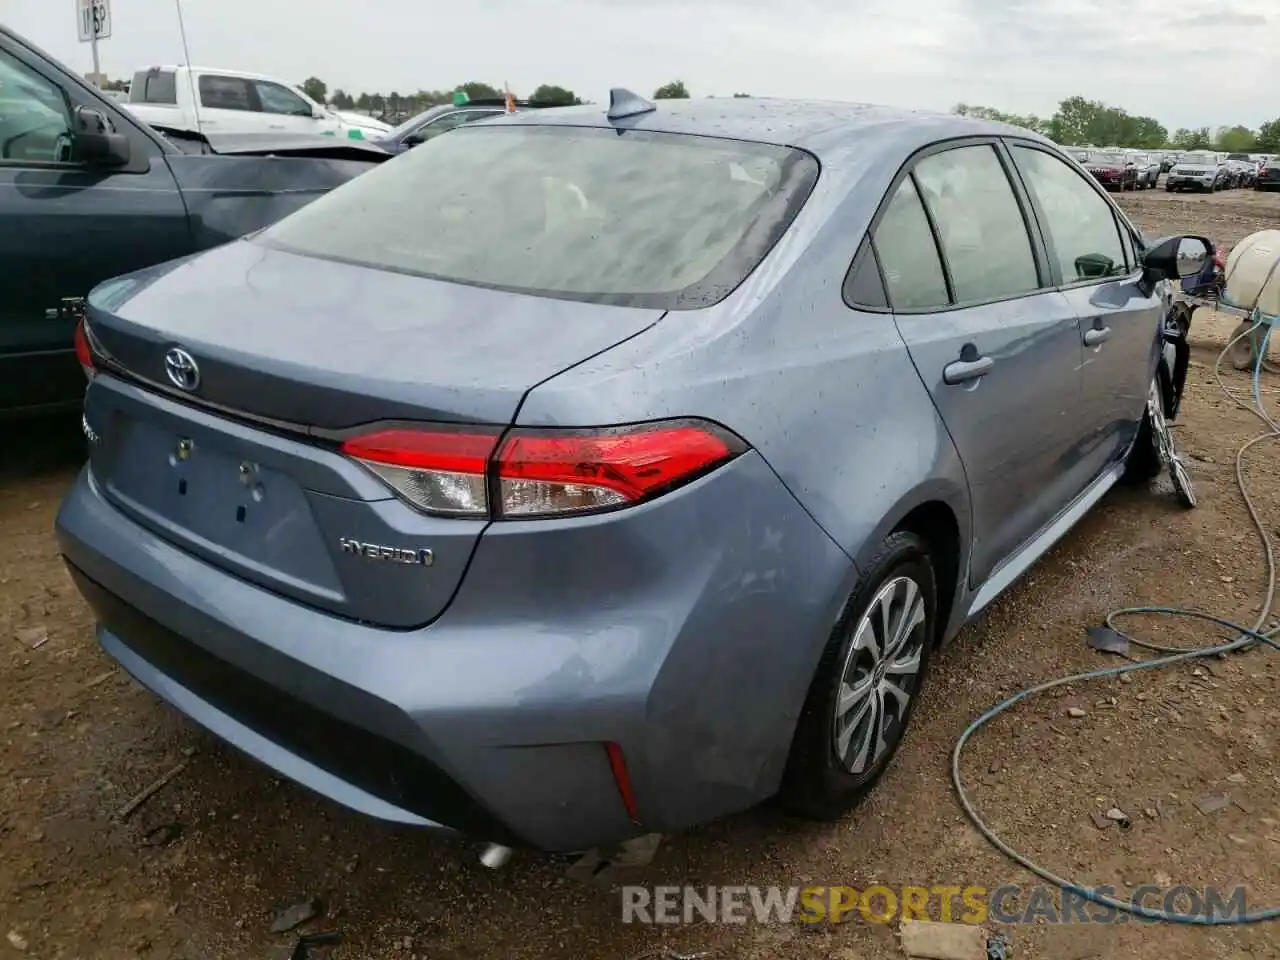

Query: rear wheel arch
[[891, 502, 961, 646], [851, 484, 969, 646]]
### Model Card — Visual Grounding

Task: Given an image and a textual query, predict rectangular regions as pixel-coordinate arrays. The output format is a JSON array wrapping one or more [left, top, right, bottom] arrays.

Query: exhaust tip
[[480, 843, 512, 870]]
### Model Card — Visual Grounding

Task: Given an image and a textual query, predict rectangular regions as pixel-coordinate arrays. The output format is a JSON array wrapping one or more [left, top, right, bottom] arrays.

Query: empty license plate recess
[[100, 415, 343, 596]]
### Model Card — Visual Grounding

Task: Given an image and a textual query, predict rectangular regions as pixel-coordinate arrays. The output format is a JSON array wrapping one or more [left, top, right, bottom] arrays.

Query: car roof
[[487, 96, 1050, 157]]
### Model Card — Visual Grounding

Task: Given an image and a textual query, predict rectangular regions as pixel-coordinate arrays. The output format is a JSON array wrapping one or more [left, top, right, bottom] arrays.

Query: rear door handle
[[1084, 326, 1112, 347], [943, 356, 994, 385]]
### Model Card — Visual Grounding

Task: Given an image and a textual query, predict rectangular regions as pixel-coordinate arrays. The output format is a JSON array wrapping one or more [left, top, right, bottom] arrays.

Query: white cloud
[[6, 0, 1276, 129]]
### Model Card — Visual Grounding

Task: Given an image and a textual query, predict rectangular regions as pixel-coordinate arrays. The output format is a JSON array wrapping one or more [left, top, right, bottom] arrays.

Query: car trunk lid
[[82, 241, 665, 627]]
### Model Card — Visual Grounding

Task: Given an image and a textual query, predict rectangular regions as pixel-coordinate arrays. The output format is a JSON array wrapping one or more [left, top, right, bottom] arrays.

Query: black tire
[[781, 531, 937, 821]]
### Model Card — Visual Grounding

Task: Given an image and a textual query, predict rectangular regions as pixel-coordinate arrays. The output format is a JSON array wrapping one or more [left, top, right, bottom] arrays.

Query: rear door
[[1008, 142, 1161, 476], [250, 79, 335, 135], [0, 36, 190, 416], [876, 139, 1086, 586], [194, 72, 271, 133]]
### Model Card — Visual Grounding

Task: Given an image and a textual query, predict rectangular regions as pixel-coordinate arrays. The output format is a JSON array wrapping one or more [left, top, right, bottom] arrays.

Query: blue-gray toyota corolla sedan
[[57, 92, 1205, 855]]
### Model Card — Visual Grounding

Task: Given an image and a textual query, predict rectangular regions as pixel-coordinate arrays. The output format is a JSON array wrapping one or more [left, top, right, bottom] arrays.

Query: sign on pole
[[77, 0, 111, 42]]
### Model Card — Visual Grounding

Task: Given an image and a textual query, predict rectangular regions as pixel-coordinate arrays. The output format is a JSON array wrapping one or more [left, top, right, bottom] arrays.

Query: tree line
[[953, 96, 1280, 153], [299, 77, 746, 116]]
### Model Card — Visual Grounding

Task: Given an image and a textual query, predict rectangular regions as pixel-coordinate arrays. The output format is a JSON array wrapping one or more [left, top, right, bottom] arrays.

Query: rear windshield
[[1181, 152, 1215, 165], [129, 70, 177, 105], [1092, 152, 1126, 165], [1228, 153, 1250, 160], [256, 124, 820, 309]]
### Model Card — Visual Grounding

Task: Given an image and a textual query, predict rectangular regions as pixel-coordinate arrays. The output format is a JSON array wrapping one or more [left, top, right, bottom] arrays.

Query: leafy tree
[[329, 89, 354, 110], [1172, 127, 1213, 150], [300, 77, 327, 104], [653, 80, 690, 99], [1257, 118, 1280, 153], [1215, 125, 1257, 152], [458, 82, 502, 101], [954, 97, 1163, 148], [530, 84, 581, 106]]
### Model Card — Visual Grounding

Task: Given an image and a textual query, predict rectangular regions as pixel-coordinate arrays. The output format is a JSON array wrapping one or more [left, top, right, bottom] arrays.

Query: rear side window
[[254, 81, 311, 117], [1012, 146, 1127, 282], [129, 70, 176, 105], [872, 177, 950, 310], [257, 125, 819, 310], [198, 74, 255, 111], [913, 144, 1040, 303], [843, 238, 887, 308], [414, 109, 499, 141]]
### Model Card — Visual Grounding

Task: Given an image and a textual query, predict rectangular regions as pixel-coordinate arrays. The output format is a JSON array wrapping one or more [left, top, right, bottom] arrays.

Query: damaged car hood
[[155, 128, 393, 161], [156, 133, 390, 249]]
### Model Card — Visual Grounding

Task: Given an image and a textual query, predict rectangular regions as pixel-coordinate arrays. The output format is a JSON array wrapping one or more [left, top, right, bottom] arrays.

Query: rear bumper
[[56, 453, 854, 852]]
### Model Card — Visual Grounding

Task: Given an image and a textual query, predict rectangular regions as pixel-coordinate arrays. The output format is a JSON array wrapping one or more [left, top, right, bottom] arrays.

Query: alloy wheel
[[832, 576, 927, 774]]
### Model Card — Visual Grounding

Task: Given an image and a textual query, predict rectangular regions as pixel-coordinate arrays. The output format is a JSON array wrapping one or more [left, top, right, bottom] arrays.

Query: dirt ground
[[3, 185, 1280, 960]]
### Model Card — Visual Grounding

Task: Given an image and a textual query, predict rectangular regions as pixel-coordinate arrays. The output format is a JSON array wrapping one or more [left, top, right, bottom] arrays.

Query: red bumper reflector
[[605, 742, 641, 824]]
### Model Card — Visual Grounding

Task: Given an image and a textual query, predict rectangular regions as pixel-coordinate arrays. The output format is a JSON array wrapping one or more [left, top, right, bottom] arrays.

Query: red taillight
[[339, 419, 745, 519], [497, 422, 741, 517], [340, 428, 499, 517], [73, 318, 96, 381]]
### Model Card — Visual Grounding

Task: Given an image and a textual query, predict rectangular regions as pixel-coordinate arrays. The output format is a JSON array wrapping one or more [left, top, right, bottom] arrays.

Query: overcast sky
[[7, 0, 1275, 130]]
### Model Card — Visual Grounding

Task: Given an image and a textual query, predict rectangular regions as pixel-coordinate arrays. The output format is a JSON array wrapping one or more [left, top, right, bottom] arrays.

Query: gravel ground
[[2, 184, 1280, 960]]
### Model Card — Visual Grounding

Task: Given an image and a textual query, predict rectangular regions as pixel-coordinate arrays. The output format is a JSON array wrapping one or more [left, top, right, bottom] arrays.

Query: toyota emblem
[[164, 347, 200, 391]]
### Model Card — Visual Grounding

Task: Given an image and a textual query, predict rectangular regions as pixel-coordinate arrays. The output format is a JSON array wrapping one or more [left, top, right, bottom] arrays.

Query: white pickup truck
[[124, 65, 389, 140]]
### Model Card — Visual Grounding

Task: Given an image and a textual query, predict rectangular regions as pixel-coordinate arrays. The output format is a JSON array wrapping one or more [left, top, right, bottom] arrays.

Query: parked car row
[[1066, 145, 1280, 194], [1166, 151, 1265, 192], [1071, 149, 1160, 191]]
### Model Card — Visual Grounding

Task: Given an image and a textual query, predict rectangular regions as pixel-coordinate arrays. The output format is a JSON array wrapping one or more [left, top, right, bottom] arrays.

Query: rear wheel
[[781, 532, 936, 821]]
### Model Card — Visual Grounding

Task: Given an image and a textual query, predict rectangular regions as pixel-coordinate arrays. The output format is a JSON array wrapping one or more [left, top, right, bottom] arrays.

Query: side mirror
[[72, 106, 129, 166], [1074, 253, 1116, 279], [1143, 235, 1212, 280], [312, 106, 327, 120]]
